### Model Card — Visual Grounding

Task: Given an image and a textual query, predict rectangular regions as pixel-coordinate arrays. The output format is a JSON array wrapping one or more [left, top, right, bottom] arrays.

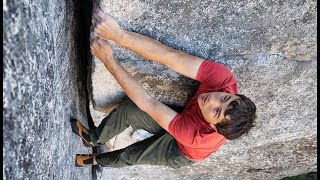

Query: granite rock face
[[89, 0, 317, 179], [91, 0, 317, 112], [4, 1, 92, 179]]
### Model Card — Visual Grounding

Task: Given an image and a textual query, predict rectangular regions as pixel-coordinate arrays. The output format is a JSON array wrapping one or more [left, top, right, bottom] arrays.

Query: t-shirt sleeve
[[168, 114, 226, 148], [168, 113, 204, 148], [195, 60, 238, 93]]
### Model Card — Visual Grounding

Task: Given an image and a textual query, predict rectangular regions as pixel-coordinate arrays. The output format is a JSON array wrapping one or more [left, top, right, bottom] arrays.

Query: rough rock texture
[[3, 1, 92, 179], [91, 0, 317, 112], [89, 0, 317, 179]]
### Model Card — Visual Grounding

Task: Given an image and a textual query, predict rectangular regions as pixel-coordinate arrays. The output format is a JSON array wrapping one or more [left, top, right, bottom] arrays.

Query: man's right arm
[[93, 9, 204, 80], [117, 31, 204, 80]]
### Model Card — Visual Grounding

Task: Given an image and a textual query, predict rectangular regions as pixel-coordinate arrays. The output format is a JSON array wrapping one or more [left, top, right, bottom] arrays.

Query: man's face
[[198, 92, 240, 129]]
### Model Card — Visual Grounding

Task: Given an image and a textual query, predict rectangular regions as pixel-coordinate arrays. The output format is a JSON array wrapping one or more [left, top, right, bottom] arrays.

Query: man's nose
[[209, 96, 220, 106]]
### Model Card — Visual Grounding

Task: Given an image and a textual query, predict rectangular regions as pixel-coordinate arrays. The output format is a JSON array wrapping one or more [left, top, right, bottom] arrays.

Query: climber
[[71, 8, 257, 168]]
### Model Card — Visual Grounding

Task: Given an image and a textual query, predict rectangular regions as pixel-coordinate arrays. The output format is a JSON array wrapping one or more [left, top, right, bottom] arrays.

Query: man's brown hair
[[216, 94, 257, 140]]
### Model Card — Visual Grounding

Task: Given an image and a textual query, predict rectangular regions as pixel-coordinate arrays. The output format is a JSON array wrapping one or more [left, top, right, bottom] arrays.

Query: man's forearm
[[115, 31, 177, 67], [104, 58, 154, 112], [104, 59, 177, 130]]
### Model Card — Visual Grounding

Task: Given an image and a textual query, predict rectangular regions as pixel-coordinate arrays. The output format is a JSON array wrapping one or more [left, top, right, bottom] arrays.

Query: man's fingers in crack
[[91, 39, 101, 51], [90, 42, 97, 53], [95, 12, 103, 21], [97, 38, 109, 46], [90, 47, 95, 56], [93, 26, 102, 34], [93, 9, 104, 22], [93, 30, 102, 39], [94, 17, 104, 29], [90, 46, 96, 57], [91, 36, 99, 45], [95, 8, 107, 18], [95, 38, 109, 51], [92, 29, 100, 36], [92, 22, 102, 34]]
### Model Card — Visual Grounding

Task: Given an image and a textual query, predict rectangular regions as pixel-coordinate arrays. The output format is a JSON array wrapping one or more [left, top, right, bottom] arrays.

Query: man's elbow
[[136, 95, 155, 112], [165, 50, 182, 69], [138, 96, 157, 113]]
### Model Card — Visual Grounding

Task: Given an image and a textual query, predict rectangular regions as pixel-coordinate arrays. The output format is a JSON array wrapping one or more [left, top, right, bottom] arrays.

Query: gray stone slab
[[3, 1, 92, 179]]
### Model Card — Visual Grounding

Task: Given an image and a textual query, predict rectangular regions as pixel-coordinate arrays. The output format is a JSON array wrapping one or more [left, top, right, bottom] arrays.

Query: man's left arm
[[90, 37, 177, 131]]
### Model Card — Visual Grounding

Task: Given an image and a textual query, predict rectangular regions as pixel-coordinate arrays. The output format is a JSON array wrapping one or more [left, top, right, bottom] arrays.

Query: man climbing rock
[[71, 8, 257, 168]]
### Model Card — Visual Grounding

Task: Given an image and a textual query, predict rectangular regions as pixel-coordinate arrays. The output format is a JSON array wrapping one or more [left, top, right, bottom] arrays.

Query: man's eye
[[224, 95, 230, 102], [222, 96, 227, 102], [215, 109, 219, 116]]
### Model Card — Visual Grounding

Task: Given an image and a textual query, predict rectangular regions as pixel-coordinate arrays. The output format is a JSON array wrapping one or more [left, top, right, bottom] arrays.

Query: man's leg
[[92, 131, 195, 168], [89, 99, 163, 146]]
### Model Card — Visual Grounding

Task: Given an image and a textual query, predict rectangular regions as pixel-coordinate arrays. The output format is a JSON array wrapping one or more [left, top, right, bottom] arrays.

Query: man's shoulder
[[197, 60, 238, 93]]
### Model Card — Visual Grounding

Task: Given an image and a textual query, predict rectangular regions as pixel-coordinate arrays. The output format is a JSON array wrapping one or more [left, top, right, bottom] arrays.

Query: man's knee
[[116, 99, 141, 115], [119, 148, 138, 166]]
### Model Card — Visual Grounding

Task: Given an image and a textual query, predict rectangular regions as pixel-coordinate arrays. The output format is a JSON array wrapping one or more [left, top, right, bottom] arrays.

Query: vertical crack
[[72, 0, 97, 179]]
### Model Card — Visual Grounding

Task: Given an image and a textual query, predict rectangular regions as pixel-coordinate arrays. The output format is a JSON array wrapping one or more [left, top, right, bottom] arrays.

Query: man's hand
[[93, 8, 125, 42], [90, 37, 115, 66]]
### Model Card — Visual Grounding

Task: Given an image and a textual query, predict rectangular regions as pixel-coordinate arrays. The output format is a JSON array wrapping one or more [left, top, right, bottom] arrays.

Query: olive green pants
[[89, 99, 195, 168]]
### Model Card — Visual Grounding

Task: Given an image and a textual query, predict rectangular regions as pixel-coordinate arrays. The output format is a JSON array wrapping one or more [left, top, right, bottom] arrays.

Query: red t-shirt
[[168, 60, 238, 161]]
